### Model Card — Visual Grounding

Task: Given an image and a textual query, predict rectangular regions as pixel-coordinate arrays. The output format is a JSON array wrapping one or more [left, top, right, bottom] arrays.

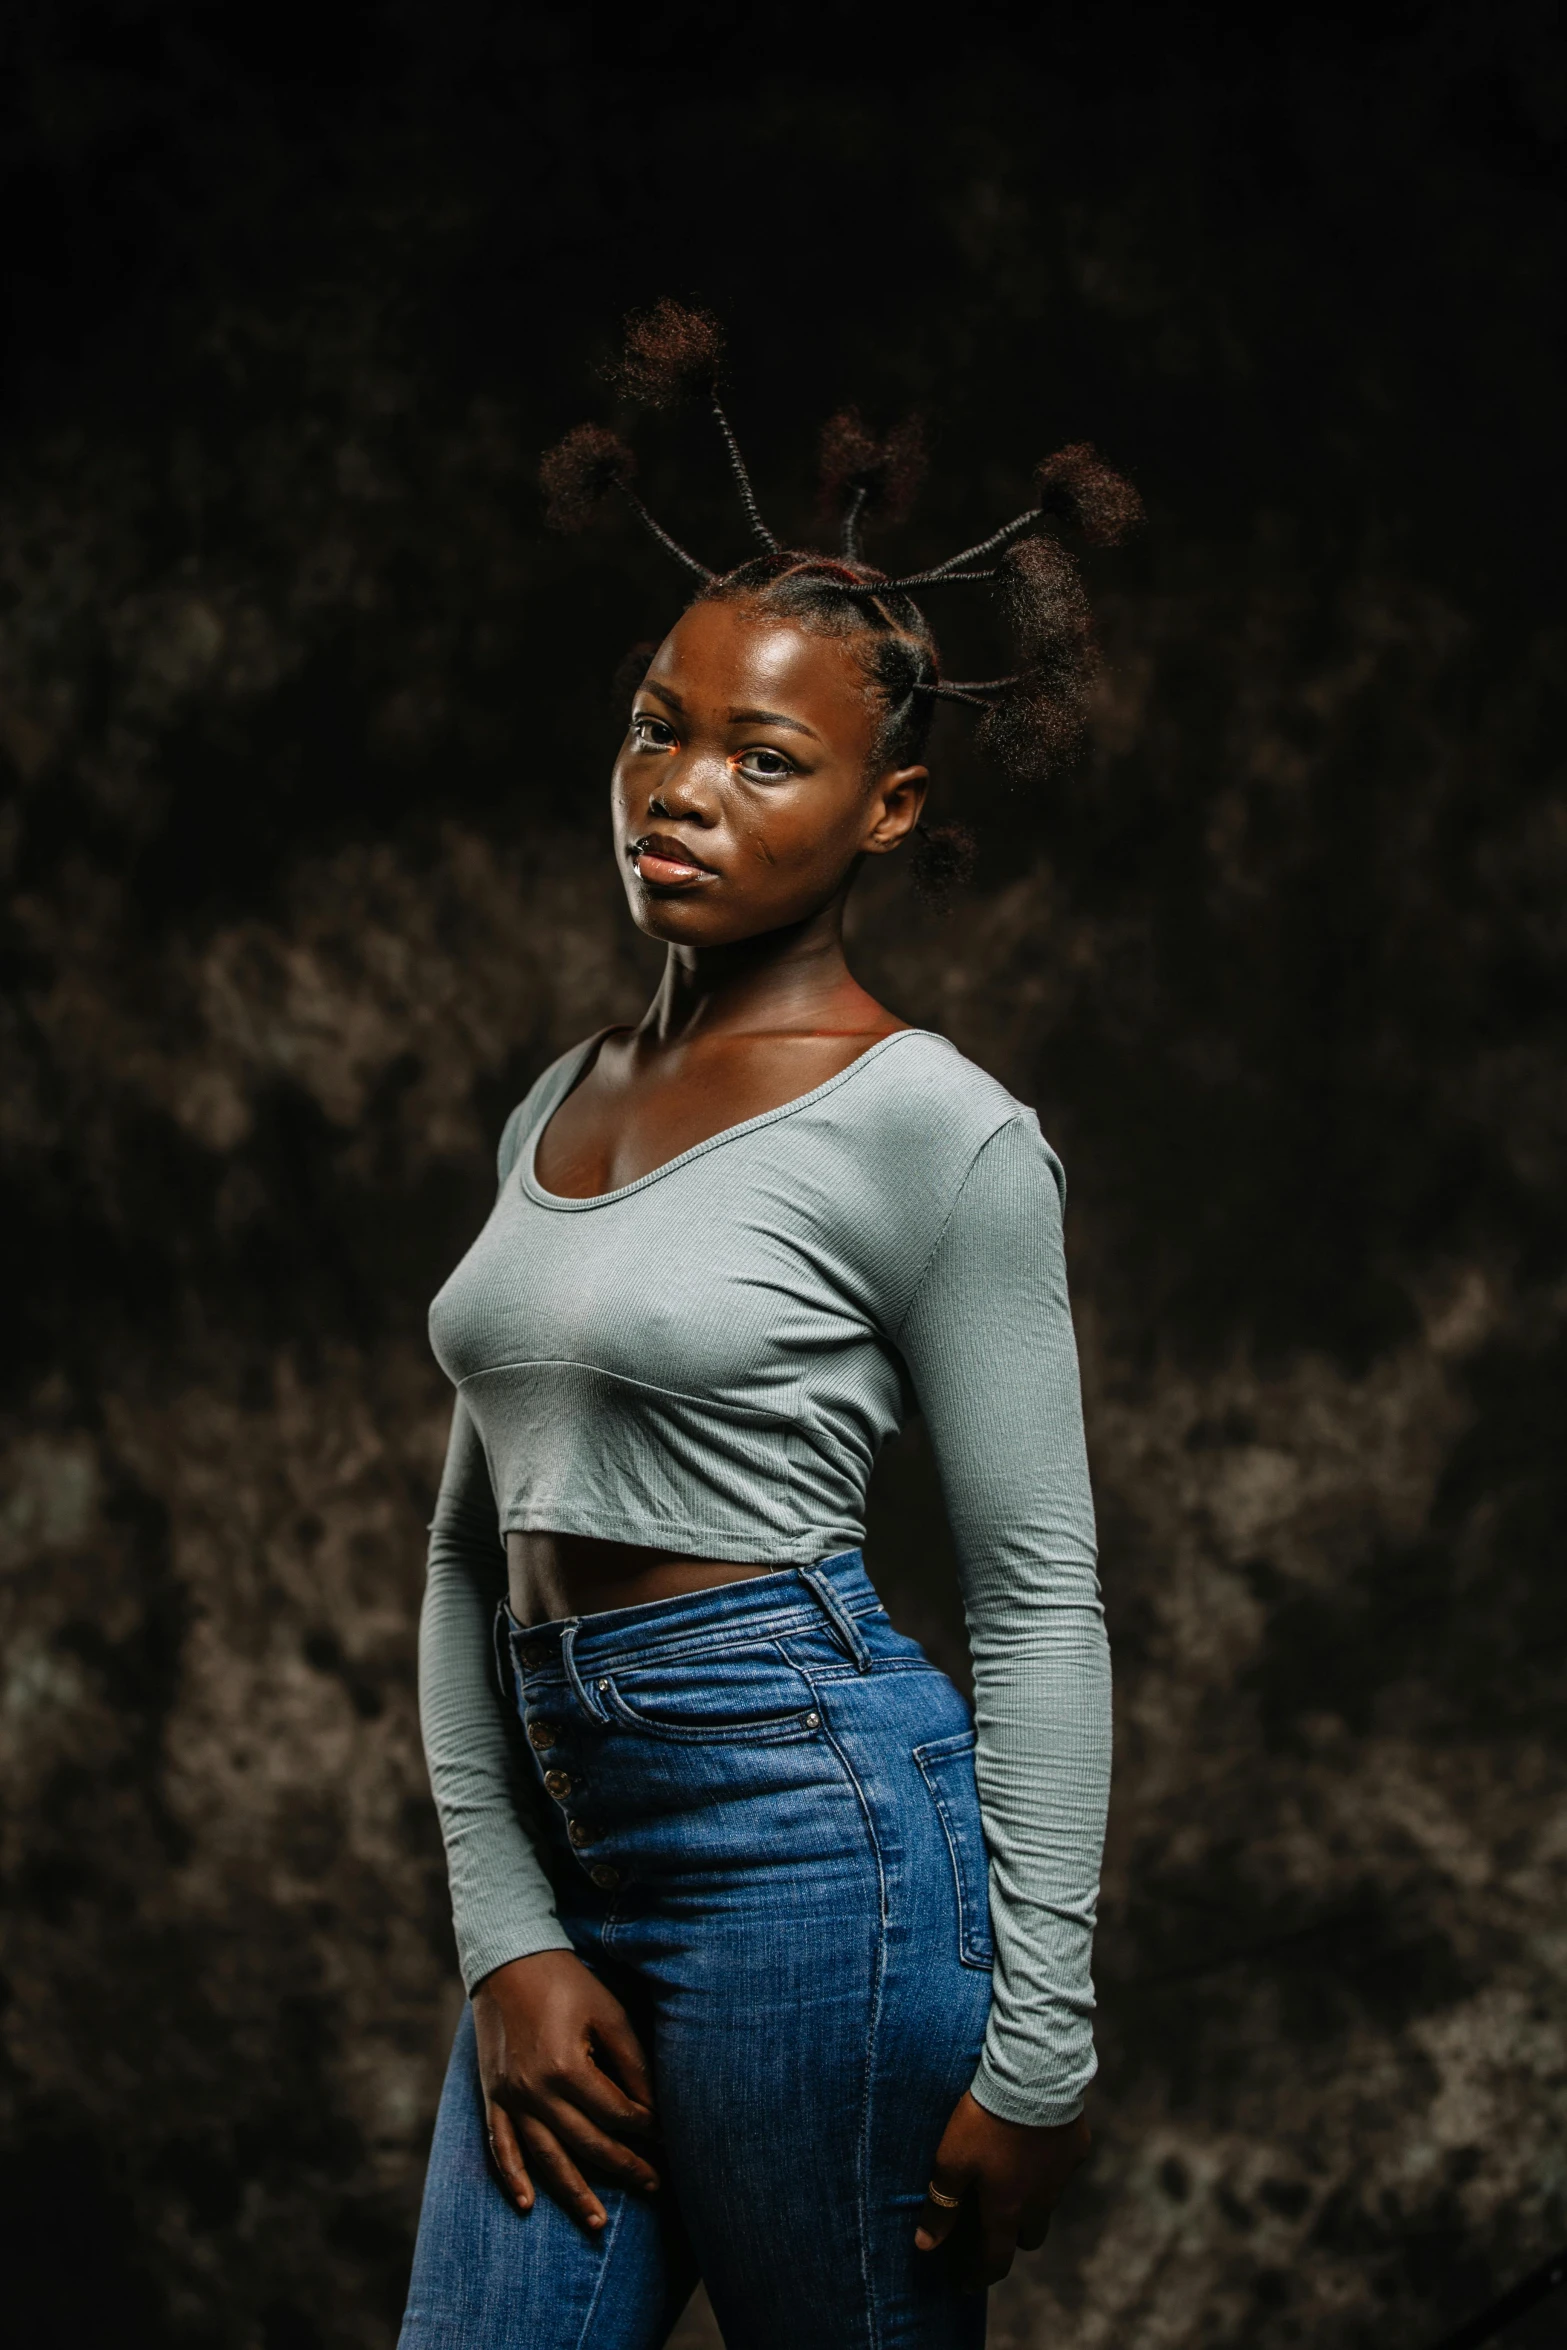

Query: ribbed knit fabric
[[420, 1027, 1110, 2126]]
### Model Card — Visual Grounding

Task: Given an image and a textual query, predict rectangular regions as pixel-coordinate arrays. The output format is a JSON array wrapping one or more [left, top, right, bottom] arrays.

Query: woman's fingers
[[913, 2160, 969, 2253], [917, 2173, 1020, 2292], [473, 1953, 661, 2227], [556, 2056, 658, 2143], [516, 2112, 610, 2235], [484, 2101, 534, 2213], [1016, 2205, 1053, 2253], [541, 2092, 661, 2195], [492, 2090, 658, 2231], [590, 2009, 656, 2116], [916, 2090, 1090, 2282], [972, 2193, 1023, 2287]]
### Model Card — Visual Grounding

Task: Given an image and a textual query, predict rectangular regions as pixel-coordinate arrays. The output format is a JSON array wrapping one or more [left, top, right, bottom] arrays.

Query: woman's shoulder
[[850, 1028, 1036, 1149], [831, 1027, 1060, 1202], [819, 1033, 1067, 1301]]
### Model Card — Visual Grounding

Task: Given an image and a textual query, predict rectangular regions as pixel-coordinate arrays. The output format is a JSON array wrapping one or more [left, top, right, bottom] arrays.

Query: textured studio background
[[2, 7, 1565, 2347]]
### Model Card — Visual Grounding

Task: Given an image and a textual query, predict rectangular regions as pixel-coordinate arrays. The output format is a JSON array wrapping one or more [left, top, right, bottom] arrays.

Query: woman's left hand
[[914, 2090, 1091, 2289]]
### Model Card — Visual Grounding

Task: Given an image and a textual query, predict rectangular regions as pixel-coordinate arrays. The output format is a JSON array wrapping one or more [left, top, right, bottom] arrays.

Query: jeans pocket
[[913, 1732, 994, 1969], [599, 1647, 819, 1744]]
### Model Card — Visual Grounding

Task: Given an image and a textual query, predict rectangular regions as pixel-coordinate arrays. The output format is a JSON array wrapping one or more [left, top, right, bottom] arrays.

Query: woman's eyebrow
[[728, 706, 820, 739], [640, 680, 684, 711]]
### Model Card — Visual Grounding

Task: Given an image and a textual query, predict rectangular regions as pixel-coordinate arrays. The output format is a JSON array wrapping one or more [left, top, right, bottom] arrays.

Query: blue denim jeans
[[400, 1552, 993, 2349]]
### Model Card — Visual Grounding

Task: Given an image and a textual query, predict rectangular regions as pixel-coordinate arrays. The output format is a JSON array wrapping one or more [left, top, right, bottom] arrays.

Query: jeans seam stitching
[[819, 1721, 888, 2350], [571, 2187, 626, 2348], [914, 1747, 994, 1970], [596, 1610, 870, 1664]]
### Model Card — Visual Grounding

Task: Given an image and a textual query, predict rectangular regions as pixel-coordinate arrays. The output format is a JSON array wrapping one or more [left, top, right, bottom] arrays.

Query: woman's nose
[[647, 756, 718, 823]]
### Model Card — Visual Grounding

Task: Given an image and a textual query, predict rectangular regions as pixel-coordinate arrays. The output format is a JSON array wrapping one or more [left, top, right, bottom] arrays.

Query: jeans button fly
[[543, 1770, 572, 1798], [567, 1819, 593, 1849], [589, 1865, 620, 1890], [527, 1721, 557, 1751]]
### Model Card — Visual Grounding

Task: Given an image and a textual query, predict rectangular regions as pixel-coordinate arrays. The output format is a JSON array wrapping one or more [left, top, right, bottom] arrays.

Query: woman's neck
[[641, 903, 890, 1048]]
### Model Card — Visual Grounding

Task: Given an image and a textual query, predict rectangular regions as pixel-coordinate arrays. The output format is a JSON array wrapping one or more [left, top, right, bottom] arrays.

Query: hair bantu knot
[[819, 409, 927, 555], [1034, 442, 1144, 547], [977, 652, 1098, 784], [1000, 534, 1092, 658], [818, 409, 880, 499], [541, 424, 637, 531], [965, 534, 1101, 783], [616, 298, 726, 408], [910, 820, 978, 910]]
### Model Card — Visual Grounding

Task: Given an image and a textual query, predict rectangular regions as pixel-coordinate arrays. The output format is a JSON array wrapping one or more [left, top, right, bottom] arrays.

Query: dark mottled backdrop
[[2, 6, 1564, 2347]]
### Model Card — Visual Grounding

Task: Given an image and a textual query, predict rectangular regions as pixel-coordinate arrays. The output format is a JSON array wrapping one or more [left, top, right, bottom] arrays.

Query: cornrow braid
[[607, 296, 778, 554], [915, 677, 1022, 708], [622, 497, 716, 584], [842, 566, 1001, 591], [543, 301, 1143, 880], [710, 393, 779, 553]]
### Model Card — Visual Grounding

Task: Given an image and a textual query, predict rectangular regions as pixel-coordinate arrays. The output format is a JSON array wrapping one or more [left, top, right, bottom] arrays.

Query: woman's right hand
[[472, 1949, 660, 2231]]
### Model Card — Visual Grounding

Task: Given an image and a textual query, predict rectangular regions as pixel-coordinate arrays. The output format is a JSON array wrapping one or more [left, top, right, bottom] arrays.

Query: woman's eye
[[736, 747, 795, 781], [631, 714, 676, 749]]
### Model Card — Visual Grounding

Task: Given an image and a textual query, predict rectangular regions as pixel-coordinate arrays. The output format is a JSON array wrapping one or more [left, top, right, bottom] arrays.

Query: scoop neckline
[[520, 1025, 942, 1211]]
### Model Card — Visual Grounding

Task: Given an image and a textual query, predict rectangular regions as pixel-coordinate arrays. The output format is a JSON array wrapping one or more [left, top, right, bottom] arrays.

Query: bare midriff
[[506, 1531, 773, 1628]]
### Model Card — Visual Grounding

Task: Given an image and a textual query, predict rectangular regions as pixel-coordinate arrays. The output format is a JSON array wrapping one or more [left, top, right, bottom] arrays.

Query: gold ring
[[926, 2183, 961, 2210]]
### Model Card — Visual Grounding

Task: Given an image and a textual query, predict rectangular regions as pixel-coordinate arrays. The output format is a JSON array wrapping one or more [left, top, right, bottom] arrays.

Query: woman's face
[[611, 597, 927, 949]]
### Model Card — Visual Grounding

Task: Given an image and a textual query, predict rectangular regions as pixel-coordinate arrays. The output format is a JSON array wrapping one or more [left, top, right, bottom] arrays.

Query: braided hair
[[540, 300, 1142, 903]]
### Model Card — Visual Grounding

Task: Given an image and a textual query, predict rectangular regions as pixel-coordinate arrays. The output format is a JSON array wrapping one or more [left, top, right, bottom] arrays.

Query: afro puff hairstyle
[[542, 303, 1142, 898]]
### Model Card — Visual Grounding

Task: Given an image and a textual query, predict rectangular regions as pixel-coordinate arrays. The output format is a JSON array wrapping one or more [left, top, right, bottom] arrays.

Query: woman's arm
[[421, 1090, 578, 1986], [893, 1109, 1111, 2278], [422, 1396, 661, 2224], [419, 1396, 573, 1989]]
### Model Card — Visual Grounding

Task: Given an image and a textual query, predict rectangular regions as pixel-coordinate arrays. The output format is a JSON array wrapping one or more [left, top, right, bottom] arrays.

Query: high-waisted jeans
[[399, 1551, 994, 2350]]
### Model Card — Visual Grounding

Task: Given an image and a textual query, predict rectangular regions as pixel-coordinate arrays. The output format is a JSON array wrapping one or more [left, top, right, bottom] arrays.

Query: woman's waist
[[504, 1546, 885, 1683], [505, 1529, 777, 1630], [500, 1553, 980, 1882]]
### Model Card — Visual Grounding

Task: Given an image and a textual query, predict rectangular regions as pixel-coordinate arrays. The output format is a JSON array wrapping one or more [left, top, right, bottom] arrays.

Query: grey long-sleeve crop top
[[420, 1026, 1110, 2127]]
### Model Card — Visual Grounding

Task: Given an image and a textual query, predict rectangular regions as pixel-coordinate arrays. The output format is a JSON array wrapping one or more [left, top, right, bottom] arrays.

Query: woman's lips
[[630, 833, 717, 889]]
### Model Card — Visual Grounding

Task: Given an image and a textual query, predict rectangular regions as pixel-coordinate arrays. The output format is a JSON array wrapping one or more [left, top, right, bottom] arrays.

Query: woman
[[400, 305, 1137, 2350]]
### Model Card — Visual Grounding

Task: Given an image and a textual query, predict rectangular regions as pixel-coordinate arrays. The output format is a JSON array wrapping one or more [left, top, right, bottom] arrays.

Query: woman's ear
[[861, 764, 929, 856]]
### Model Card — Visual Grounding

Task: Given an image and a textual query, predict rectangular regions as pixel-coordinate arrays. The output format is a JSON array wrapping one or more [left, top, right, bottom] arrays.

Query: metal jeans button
[[567, 1819, 593, 1849], [527, 1721, 557, 1751], [589, 1864, 620, 1890], [543, 1770, 572, 1798]]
